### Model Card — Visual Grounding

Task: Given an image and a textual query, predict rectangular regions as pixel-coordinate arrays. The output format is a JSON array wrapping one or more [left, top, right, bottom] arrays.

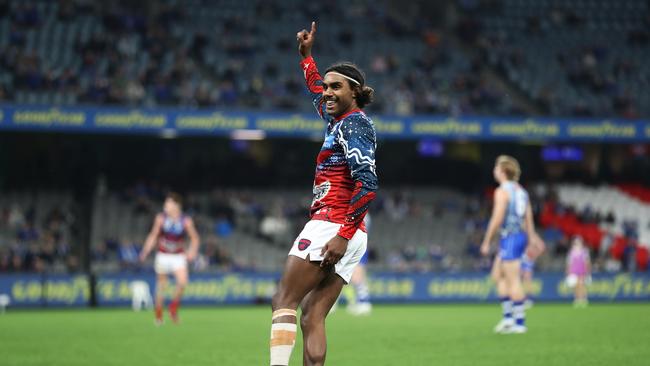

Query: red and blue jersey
[[157, 213, 187, 254], [300, 56, 378, 240]]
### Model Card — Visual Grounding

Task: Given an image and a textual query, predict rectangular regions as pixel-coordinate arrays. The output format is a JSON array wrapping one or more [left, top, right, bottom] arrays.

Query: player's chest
[[317, 130, 345, 165], [162, 218, 184, 234]]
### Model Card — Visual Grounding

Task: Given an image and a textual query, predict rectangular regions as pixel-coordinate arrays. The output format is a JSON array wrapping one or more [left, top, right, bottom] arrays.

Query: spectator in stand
[[118, 238, 140, 271]]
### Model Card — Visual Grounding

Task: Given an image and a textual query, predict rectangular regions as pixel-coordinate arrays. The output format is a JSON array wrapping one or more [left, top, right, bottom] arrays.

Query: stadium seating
[[0, 0, 520, 116], [540, 183, 650, 270], [466, 0, 650, 118], [553, 184, 650, 246]]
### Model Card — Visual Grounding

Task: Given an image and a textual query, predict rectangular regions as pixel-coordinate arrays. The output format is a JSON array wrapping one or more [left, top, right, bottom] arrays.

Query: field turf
[[0, 303, 648, 366]]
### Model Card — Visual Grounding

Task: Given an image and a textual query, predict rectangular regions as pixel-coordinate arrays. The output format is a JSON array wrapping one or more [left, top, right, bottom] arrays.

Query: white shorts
[[154, 252, 187, 274], [288, 220, 367, 283]]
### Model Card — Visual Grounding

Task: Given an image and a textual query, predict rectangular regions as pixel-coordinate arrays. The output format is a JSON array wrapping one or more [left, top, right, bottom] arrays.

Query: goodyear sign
[[368, 273, 650, 303], [0, 274, 89, 307], [96, 273, 279, 306], [1, 273, 649, 307], [1, 104, 649, 141]]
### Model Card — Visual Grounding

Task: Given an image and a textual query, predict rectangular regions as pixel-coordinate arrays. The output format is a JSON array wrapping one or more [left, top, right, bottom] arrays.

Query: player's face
[[493, 165, 502, 182], [322, 73, 357, 118], [164, 198, 180, 216]]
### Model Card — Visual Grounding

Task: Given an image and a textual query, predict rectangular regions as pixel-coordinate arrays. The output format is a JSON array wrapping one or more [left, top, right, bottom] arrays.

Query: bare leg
[[502, 260, 525, 301], [155, 273, 167, 310], [155, 273, 167, 323], [272, 255, 329, 312], [502, 260, 526, 330], [575, 277, 588, 306], [522, 271, 533, 298], [271, 255, 329, 366], [301, 272, 345, 366], [169, 267, 188, 322], [172, 267, 188, 301]]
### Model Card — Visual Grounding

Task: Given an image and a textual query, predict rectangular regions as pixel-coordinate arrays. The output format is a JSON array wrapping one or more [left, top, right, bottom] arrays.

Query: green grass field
[[1, 304, 648, 366]]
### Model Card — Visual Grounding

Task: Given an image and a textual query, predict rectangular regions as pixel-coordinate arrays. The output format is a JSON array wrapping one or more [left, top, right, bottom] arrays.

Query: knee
[[304, 349, 326, 365], [272, 283, 303, 311], [272, 290, 290, 311]]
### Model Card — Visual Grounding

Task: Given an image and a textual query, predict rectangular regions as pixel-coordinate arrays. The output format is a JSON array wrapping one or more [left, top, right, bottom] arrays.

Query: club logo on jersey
[[298, 238, 311, 251], [312, 181, 331, 205]]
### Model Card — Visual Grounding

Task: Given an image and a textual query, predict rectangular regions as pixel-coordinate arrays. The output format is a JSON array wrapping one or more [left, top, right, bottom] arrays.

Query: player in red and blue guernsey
[[269, 22, 378, 366], [139, 193, 200, 325]]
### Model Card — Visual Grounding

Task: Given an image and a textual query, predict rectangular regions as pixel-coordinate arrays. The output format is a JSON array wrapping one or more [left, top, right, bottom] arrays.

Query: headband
[[325, 71, 361, 86]]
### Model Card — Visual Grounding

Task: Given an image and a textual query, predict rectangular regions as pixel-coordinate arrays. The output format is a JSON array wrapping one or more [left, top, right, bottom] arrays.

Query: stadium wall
[[1, 272, 649, 307]]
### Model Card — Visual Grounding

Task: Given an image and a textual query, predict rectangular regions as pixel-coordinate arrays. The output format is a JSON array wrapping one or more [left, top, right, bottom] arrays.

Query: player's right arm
[[481, 188, 508, 256], [297, 21, 335, 124], [139, 214, 163, 262]]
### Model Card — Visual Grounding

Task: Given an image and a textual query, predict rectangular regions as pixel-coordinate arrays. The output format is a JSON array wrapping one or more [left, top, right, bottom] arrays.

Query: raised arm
[[481, 188, 508, 256], [336, 117, 378, 240], [139, 214, 163, 262], [297, 22, 334, 124], [184, 217, 201, 262]]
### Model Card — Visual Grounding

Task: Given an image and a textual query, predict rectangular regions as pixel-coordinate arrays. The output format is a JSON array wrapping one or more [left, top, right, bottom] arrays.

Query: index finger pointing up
[[310, 21, 316, 35]]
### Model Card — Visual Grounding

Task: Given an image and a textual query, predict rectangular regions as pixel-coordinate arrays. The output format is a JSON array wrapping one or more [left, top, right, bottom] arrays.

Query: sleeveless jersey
[[157, 213, 187, 254], [500, 181, 529, 238]]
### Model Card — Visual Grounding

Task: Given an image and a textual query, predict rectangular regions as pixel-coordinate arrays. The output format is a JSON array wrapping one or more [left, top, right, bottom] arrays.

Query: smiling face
[[322, 72, 359, 119]]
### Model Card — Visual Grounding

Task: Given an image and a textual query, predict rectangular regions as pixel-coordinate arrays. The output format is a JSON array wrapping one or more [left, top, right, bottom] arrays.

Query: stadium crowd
[[4, 0, 647, 119], [3, 179, 648, 275], [0, 202, 79, 272]]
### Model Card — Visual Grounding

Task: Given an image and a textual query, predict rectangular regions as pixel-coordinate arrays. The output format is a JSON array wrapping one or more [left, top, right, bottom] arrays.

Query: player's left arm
[[337, 117, 378, 238], [320, 117, 378, 267], [481, 188, 508, 255], [525, 202, 545, 254], [184, 217, 200, 262]]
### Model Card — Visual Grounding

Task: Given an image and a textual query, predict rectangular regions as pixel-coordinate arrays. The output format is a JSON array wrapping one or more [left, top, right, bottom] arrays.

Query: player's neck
[[166, 212, 181, 219], [333, 107, 362, 121]]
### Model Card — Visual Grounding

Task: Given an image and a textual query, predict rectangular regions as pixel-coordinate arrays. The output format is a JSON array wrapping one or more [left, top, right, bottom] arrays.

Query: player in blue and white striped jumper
[[481, 155, 542, 334]]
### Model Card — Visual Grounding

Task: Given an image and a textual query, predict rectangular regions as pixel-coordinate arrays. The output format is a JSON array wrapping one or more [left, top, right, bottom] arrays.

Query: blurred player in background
[[342, 213, 373, 316], [566, 236, 591, 307], [490, 234, 545, 314], [482, 156, 541, 334], [139, 193, 200, 325], [269, 22, 378, 366]]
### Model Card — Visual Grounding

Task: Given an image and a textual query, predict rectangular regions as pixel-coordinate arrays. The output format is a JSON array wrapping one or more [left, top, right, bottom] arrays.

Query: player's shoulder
[[339, 111, 375, 136]]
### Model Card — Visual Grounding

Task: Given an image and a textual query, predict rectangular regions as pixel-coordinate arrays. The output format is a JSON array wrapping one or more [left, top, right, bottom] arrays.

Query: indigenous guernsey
[[300, 56, 378, 240], [157, 213, 187, 254]]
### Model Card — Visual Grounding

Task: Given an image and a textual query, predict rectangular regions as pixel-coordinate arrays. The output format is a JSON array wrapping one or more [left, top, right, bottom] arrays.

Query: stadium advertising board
[[1, 105, 648, 141], [96, 273, 279, 306], [1, 273, 649, 307], [0, 274, 89, 307]]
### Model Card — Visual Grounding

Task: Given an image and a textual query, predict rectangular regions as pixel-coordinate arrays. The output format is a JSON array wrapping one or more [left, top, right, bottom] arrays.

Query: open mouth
[[325, 100, 337, 109]]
